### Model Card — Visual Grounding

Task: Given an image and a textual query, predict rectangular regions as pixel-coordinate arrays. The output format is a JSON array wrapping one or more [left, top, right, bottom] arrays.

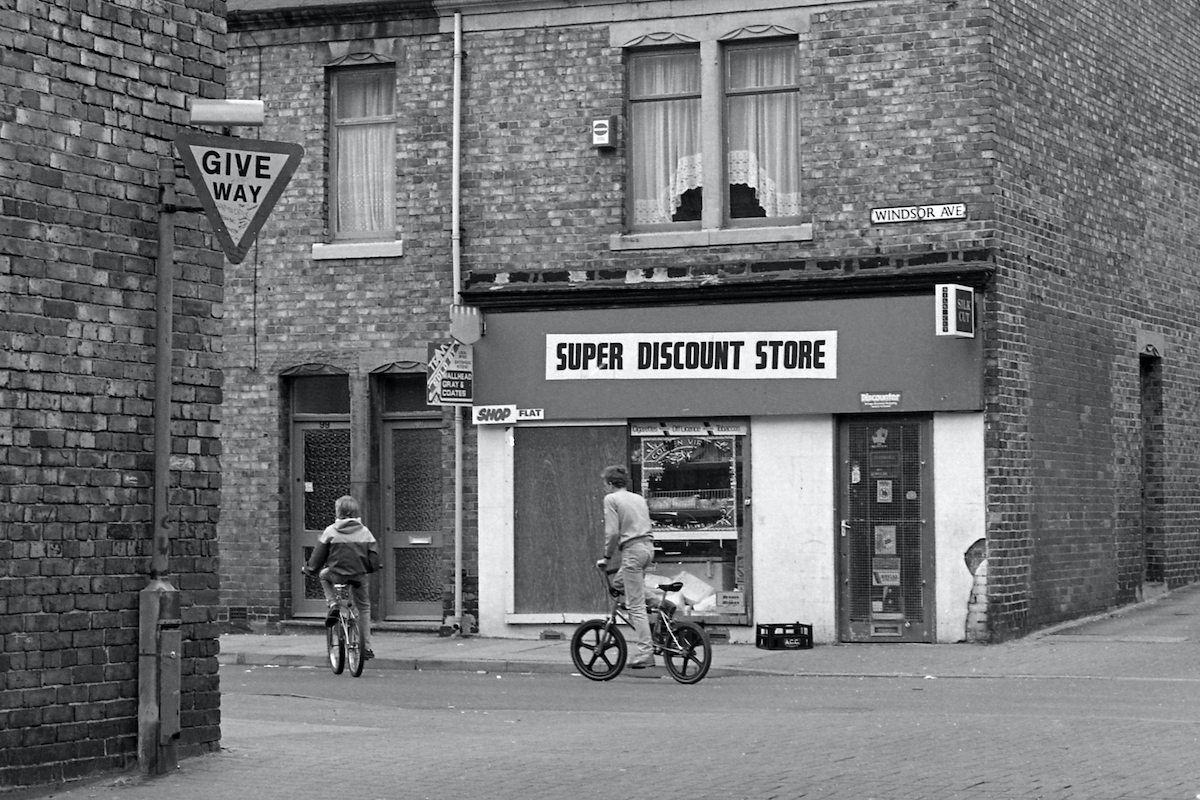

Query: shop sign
[[715, 591, 745, 613], [427, 342, 473, 406], [472, 405, 545, 424], [860, 391, 902, 410], [935, 284, 975, 338], [546, 332, 837, 380], [870, 203, 966, 224], [631, 420, 748, 436]]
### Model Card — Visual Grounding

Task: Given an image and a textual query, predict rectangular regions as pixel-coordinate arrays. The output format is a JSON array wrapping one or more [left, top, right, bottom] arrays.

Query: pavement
[[218, 581, 1200, 681]]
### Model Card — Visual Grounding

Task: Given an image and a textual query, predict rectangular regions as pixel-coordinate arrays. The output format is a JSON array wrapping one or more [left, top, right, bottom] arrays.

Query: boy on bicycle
[[599, 464, 656, 669], [302, 495, 380, 660]]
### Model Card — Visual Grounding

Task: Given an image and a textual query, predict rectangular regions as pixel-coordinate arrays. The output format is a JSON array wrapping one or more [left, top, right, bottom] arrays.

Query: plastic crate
[[756, 622, 813, 650]]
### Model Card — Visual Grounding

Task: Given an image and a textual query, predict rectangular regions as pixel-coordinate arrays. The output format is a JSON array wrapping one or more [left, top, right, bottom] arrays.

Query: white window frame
[[314, 61, 403, 260], [610, 20, 814, 251]]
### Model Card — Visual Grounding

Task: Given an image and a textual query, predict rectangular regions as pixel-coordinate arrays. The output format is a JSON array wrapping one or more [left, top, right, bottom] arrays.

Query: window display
[[630, 420, 748, 622]]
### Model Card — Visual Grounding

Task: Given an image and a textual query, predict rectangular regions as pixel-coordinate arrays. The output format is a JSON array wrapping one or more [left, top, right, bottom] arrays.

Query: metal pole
[[452, 11, 465, 628], [152, 158, 175, 578], [139, 157, 181, 775]]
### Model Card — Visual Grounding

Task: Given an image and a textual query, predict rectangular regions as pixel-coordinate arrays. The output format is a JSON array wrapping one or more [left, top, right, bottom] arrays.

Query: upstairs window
[[625, 37, 801, 234], [629, 48, 702, 228], [331, 65, 396, 240], [725, 40, 801, 223]]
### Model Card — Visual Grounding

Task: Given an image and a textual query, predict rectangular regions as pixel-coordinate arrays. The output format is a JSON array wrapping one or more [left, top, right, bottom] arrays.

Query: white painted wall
[[476, 412, 984, 643], [476, 424, 515, 637], [933, 412, 986, 642], [749, 416, 838, 643]]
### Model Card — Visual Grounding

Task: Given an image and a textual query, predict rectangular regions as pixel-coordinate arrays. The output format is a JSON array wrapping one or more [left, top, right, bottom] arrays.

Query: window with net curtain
[[630, 49, 703, 227], [332, 66, 396, 239], [628, 41, 800, 228], [725, 40, 801, 222]]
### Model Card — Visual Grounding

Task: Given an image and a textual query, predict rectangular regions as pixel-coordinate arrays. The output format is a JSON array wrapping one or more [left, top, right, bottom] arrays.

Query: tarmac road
[[12, 582, 1200, 800]]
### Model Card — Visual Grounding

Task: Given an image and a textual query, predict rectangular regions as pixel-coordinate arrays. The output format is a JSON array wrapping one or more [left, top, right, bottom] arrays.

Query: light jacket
[[306, 517, 380, 582]]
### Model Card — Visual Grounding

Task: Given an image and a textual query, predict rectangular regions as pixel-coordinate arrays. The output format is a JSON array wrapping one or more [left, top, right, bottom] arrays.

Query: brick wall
[[222, 0, 1200, 642], [220, 15, 467, 624], [987, 0, 1200, 638], [1, 0, 225, 788]]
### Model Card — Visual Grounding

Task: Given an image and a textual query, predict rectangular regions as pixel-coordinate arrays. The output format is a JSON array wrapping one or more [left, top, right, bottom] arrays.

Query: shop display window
[[630, 420, 748, 622]]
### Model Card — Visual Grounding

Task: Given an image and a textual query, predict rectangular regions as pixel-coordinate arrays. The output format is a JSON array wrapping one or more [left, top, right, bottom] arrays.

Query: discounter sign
[[175, 132, 304, 264]]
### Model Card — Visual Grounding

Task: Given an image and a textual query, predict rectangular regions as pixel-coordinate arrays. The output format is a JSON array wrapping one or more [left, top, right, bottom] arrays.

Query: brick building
[[221, 0, 1200, 645], [1, 0, 225, 789]]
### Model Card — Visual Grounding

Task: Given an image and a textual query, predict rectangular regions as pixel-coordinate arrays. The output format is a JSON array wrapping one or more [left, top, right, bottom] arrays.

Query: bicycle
[[326, 582, 366, 678], [570, 564, 713, 684]]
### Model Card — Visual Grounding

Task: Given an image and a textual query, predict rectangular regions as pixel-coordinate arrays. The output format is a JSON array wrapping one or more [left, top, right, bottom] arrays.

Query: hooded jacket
[[306, 517, 380, 582]]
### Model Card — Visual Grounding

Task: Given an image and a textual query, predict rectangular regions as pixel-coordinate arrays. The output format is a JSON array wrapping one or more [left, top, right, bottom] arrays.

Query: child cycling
[[302, 495, 380, 660]]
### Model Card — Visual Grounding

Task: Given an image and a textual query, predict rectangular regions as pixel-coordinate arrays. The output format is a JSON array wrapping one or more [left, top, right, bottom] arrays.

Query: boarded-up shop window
[[513, 426, 627, 615]]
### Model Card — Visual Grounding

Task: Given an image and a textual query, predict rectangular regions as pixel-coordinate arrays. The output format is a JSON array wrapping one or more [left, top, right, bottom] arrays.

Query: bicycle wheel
[[327, 619, 346, 675], [346, 617, 365, 677], [662, 621, 712, 684], [570, 619, 626, 681]]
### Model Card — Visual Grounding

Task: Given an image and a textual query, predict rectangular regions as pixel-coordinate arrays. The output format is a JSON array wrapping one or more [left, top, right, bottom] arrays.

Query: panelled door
[[291, 421, 352, 617], [382, 419, 444, 620], [838, 415, 934, 642]]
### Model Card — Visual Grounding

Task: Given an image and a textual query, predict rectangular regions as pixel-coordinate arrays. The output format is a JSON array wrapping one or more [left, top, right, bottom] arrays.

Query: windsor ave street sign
[[175, 132, 304, 264]]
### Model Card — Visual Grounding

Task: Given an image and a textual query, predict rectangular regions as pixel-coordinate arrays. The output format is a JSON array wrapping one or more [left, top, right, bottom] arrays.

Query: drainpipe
[[452, 11, 465, 629]]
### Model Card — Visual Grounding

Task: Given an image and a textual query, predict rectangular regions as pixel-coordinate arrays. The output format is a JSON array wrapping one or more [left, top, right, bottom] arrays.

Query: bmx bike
[[326, 582, 366, 678], [570, 564, 713, 684]]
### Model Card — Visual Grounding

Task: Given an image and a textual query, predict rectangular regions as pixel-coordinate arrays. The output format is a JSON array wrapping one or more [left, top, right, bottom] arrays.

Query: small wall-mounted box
[[591, 116, 617, 149]]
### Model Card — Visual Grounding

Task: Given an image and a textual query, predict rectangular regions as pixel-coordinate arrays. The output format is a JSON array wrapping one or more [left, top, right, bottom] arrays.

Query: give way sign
[[175, 132, 304, 264]]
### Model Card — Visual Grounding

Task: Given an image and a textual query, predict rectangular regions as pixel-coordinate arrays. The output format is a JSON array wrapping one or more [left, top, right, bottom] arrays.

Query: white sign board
[[871, 203, 966, 225], [935, 284, 975, 338], [546, 331, 837, 380]]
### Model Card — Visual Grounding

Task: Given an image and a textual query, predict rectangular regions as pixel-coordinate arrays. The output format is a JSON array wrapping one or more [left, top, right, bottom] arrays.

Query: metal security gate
[[838, 416, 934, 642], [291, 422, 352, 617]]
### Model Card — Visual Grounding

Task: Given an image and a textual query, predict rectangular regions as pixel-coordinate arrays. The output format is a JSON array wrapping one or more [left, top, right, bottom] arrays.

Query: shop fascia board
[[459, 264, 996, 313]]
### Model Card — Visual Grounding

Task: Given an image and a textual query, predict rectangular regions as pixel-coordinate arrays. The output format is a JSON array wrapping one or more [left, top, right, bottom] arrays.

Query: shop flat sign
[[935, 284, 975, 338], [546, 332, 837, 380], [871, 202, 966, 224], [472, 405, 545, 425], [427, 341, 473, 406], [175, 133, 304, 264]]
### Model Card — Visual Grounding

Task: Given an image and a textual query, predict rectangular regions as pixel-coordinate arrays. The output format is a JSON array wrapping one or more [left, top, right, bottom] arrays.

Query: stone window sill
[[609, 223, 813, 251], [312, 240, 404, 260]]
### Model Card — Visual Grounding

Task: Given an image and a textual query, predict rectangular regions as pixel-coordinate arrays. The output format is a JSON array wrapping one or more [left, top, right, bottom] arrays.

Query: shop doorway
[[837, 415, 934, 642]]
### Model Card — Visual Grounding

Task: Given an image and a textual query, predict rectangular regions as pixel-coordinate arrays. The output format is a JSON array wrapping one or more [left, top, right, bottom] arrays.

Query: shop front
[[468, 289, 986, 643]]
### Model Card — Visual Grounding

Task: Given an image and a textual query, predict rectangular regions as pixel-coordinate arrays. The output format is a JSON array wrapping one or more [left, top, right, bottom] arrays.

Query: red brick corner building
[[219, 0, 1200, 646], [2, 1, 225, 789]]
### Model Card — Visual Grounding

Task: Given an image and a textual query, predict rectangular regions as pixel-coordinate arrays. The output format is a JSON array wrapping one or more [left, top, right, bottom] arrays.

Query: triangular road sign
[[175, 132, 304, 264]]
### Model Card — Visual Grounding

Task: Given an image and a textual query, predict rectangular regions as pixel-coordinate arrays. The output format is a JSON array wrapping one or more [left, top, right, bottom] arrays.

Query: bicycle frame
[[327, 583, 365, 677], [570, 565, 713, 684]]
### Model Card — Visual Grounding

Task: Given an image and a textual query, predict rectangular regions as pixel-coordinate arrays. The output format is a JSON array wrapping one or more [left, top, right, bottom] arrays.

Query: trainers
[[362, 648, 375, 661], [628, 655, 655, 669], [324, 606, 338, 627]]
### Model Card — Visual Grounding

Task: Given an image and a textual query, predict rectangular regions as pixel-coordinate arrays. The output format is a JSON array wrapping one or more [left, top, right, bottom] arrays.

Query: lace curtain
[[335, 69, 395, 235], [726, 43, 801, 219], [630, 51, 702, 226]]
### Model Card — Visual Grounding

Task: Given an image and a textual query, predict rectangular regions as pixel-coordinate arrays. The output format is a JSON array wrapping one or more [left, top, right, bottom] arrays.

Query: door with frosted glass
[[382, 420, 444, 620], [291, 422, 352, 617]]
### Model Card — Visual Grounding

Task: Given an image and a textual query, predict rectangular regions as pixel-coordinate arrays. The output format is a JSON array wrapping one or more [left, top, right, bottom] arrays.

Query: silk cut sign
[[175, 132, 304, 264]]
